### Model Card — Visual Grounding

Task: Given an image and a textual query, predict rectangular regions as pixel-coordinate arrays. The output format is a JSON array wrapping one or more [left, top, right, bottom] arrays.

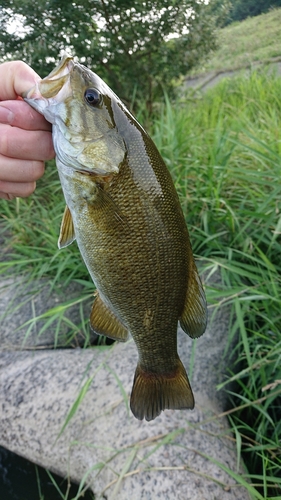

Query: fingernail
[[0, 105, 14, 124]]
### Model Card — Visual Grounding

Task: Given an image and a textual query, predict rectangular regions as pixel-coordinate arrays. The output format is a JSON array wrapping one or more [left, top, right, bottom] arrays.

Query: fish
[[23, 55, 207, 421]]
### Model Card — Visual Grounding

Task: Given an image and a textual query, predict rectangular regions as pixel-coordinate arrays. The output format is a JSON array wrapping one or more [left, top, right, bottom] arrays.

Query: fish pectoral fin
[[130, 358, 194, 422], [96, 185, 128, 227], [180, 258, 208, 338], [58, 205, 76, 249], [90, 293, 129, 342]]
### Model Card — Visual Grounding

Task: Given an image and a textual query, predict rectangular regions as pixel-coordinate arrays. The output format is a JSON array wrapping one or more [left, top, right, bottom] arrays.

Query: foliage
[[189, 6, 281, 76], [226, 0, 281, 24], [205, 0, 232, 27], [0, 0, 218, 111]]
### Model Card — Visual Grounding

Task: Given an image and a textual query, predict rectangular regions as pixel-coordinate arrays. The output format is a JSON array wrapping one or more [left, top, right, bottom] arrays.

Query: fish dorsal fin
[[58, 205, 76, 249], [180, 258, 208, 339], [90, 292, 129, 342]]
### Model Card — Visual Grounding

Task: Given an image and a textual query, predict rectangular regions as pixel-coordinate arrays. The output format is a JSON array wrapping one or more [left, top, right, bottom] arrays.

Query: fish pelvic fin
[[180, 258, 207, 339], [130, 358, 194, 421], [58, 205, 76, 249], [90, 292, 129, 342]]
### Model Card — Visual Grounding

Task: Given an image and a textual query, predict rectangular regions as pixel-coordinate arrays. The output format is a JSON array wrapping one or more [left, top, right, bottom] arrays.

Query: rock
[[0, 271, 251, 499]]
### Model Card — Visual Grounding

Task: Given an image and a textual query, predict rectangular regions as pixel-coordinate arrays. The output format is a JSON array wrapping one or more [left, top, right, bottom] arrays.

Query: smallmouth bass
[[24, 56, 207, 421]]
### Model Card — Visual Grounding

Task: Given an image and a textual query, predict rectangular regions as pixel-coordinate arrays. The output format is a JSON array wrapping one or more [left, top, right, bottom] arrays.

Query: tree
[[225, 0, 281, 24], [0, 0, 218, 111]]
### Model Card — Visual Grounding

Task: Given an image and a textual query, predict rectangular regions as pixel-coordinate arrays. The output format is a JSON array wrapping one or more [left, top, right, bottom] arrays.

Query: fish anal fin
[[180, 259, 208, 339], [130, 358, 194, 421], [58, 205, 75, 249], [90, 293, 128, 342]]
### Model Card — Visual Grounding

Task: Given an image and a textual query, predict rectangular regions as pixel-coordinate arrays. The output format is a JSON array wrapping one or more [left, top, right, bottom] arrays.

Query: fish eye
[[84, 88, 101, 106]]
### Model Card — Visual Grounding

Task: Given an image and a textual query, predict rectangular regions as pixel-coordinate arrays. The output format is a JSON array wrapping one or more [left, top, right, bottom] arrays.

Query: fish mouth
[[23, 54, 74, 102], [44, 54, 74, 81]]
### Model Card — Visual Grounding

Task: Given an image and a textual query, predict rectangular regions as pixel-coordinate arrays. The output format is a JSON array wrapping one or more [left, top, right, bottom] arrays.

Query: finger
[[0, 61, 41, 101], [0, 100, 52, 132], [0, 156, 45, 183], [0, 191, 16, 200], [0, 180, 37, 199], [0, 125, 54, 162]]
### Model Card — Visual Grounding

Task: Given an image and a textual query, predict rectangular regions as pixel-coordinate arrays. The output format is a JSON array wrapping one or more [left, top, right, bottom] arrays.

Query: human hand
[[0, 61, 55, 200]]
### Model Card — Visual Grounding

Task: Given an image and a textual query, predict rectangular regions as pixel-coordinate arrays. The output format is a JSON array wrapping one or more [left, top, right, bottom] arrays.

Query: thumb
[[0, 60, 41, 101]]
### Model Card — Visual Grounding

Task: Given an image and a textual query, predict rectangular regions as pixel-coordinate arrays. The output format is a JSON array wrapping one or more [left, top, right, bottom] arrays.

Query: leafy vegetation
[[1, 68, 281, 497], [0, 0, 217, 111], [225, 0, 281, 25], [190, 7, 281, 76]]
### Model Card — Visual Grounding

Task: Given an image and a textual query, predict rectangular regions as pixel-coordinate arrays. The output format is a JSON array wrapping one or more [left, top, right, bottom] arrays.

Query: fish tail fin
[[130, 358, 194, 421]]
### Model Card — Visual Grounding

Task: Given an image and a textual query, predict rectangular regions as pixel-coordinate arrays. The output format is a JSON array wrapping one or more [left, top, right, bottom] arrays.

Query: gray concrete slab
[[0, 271, 251, 499]]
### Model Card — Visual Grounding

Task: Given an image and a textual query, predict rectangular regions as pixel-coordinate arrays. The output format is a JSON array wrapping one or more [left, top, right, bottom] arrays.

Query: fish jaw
[[23, 56, 74, 124]]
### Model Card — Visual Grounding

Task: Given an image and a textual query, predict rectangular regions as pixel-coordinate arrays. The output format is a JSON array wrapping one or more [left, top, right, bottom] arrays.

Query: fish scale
[[24, 55, 207, 421]]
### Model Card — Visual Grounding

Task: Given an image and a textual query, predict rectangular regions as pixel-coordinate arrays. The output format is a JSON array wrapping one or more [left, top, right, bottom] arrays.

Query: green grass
[[0, 167, 86, 282], [1, 70, 281, 497], [152, 72, 281, 497], [188, 7, 281, 76], [0, 165, 95, 347]]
